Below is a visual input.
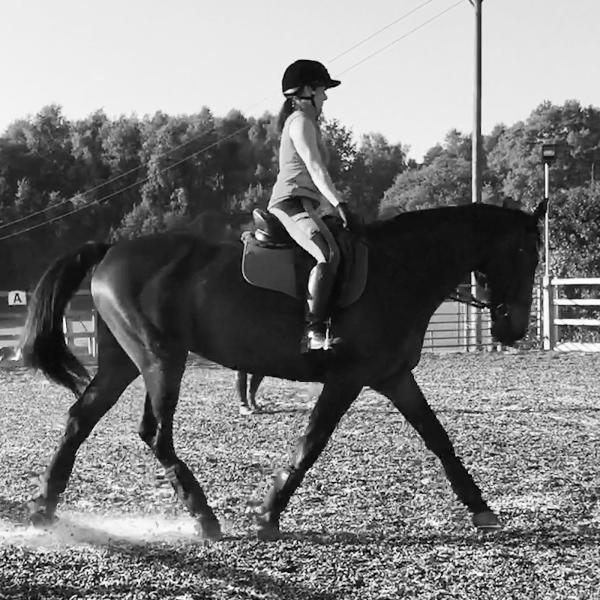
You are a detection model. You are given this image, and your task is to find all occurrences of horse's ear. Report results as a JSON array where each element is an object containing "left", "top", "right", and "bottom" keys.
[{"left": 533, "top": 199, "right": 548, "bottom": 221}]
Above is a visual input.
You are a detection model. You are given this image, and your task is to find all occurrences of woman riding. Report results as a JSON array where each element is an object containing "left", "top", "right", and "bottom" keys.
[{"left": 268, "top": 59, "right": 352, "bottom": 353}]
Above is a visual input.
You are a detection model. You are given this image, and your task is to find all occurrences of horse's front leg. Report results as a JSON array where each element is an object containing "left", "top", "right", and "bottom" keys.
[
  {"left": 373, "top": 371, "right": 501, "bottom": 531},
  {"left": 256, "top": 380, "right": 362, "bottom": 540}
]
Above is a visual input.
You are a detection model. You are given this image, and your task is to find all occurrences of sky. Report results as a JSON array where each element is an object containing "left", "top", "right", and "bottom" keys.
[{"left": 1, "top": 0, "right": 598, "bottom": 161}]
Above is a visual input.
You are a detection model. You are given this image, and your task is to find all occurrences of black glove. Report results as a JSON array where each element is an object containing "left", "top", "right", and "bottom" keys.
[{"left": 336, "top": 202, "right": 352, "bottom": 230}]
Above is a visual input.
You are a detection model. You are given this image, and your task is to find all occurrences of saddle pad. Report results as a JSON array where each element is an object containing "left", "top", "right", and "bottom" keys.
[{"left": 242, "top": 238, "right": 368, "bottom": 308}]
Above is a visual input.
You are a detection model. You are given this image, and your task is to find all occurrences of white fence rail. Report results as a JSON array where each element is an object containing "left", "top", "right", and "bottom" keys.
[{"left": 542, "top": 277, "right": 600, "bottom": 352}]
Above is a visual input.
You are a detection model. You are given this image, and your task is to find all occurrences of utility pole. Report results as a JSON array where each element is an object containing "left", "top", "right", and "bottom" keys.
[
  {"left": 470, "top": 0, "right": 483, "bottom": 204},
  {"left": 468, "top": 0, "right": 483, "bottom": 349}
]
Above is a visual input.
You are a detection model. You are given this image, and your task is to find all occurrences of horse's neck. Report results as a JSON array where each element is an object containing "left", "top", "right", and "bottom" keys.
[{"left": 374, "top": 210, "right": 490, "bottom": 301}]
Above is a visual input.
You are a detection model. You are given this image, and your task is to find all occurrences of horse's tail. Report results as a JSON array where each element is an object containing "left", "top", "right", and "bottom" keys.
[{"left": 21, "top": 242, "right": 112, "bottom": 397}]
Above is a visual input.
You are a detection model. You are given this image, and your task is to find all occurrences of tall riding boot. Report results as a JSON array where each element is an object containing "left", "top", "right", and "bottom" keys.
[{"left": 301, "top": 262, "right": 337, "bottom": 353}]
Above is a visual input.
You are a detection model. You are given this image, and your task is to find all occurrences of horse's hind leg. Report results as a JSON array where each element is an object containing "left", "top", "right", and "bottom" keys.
[
  {"left": 29, "top": 323, "right": 139, "bottom": 525},
  {"left": 256, "top": 380, "right": 362, "bottom": 540},
  {"left": 139, "top": 353, "right": 222, "bottom": 540},
  {"left": 373, "top": 371, "right": 500, "bottom": 531}
]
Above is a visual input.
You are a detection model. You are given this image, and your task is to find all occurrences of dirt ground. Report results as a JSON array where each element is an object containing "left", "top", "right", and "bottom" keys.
[{"left": 1, "top": 351, "right": 599, "bottom": 599}]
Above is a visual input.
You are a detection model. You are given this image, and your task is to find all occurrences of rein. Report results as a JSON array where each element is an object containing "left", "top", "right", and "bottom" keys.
[
  {"left": 450, "top": 288, "right": 513, "bottom": 322},
  {"left": 448, "top": 288, "right": 490, "bottom": 310}
]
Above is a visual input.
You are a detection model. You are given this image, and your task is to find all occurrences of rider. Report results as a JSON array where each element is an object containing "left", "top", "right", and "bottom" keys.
[{"left": 268, "top": 59, "right": 352, "bottom": 353}]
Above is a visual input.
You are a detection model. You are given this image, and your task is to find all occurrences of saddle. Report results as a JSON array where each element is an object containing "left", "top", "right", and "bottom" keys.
[{"left": 241, "top": 209, "right": 368, "bottom": 308}]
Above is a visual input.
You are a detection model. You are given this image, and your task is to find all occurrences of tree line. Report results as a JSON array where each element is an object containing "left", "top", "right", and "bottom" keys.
[{"left": 0, "top": 99, "right": 599, "bottom": 288}]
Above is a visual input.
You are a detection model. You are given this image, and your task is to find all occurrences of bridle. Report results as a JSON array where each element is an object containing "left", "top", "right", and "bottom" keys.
[
  {"left": 452, "top": 226, "right": 537, "bottom": 319},
  {"left": 449, "top": 286, "right": 510, "bottom": 319},
  {"left": 448, "top": 286, "right": 491, "bottom": 310}
]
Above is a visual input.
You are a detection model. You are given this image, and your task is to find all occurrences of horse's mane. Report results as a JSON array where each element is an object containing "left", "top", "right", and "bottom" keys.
[{"left": 367, "top": 203, "right": 533, "bottom": 238}]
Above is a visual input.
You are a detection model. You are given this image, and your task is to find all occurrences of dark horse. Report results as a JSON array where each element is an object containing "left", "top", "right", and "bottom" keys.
[{"left": 21, "top": 202, "right": 545, "bottom": 540}]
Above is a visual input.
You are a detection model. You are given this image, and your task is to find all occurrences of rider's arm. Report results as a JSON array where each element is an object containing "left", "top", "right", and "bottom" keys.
[{"left": 288, "top": 116, "right": 345, "bottom": 208}]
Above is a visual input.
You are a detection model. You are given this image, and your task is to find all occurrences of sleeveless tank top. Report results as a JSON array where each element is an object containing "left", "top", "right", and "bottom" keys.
[{"left": 268, "top": 110, "right": 326, "bottom": 209}]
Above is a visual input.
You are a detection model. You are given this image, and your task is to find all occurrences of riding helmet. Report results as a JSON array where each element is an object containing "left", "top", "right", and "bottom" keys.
[{"left": 282, "top": 60, "right": 341, "bottom": 96}]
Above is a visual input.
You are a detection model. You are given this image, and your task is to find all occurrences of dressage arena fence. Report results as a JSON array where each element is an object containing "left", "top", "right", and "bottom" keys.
[
  {"left": 542, "top": 277, "right": 600, "bottom": 352},
  {"left": 1, "top": 279, "right": 599, "bottom": 363},
  {"left": 0, "top": 290, "right": 96, "bottom": 363}
]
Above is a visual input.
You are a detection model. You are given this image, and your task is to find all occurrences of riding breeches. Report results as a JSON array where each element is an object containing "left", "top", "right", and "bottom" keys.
[{"left": 268, "top": 198, "right": 340, "bottom": 271}]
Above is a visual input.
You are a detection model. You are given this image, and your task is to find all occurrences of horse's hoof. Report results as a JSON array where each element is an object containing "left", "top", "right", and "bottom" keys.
[
  {"left": 28, "top": 508, "right": 57, "bottom": 529},
  {"left": 256, "top": 521, "right": 281, "bottom": 541},
  {"left": 196, "top": 518, "right": 223, "bottom": 541},
  {"left": 473, "top": 510, "right": 502, "bottom": 531}
]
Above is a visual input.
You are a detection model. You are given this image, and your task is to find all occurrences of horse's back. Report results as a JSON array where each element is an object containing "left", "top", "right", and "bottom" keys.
[{"left": 90, "top": 233, "right": 235, "bottom": 338}]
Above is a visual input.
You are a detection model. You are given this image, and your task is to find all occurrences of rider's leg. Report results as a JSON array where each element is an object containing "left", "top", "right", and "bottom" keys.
[
  {"left": 269, "top": 199, "right": 340, "bottom": 351},
  {"left": 301, "top": 201, "right": 342, "bottom": 351}
]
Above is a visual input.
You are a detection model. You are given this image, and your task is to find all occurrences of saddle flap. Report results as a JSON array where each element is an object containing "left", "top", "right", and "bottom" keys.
[
  {"left": 241, "top": 232, "right": 368, "bottom": 308},
  {"left": 242, "top": 236, "right": 298, "bottom": 298}
]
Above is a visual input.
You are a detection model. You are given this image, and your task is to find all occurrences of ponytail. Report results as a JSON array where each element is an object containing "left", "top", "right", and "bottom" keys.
[{"left": 277, "top": 97, "right": 296, "bottom": 132}]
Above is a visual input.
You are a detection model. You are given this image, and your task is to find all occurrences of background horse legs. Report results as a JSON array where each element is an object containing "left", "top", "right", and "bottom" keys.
[
  {"left": 373, "top": 371, "right": 501, "bottom": 530},
  {"left": 237, "top": 372, "right": 264, "bottom": 415},
  {"left": 138, "top": 351, "right": 222, "bottom": 540},
  {"left": 256, "top": 380, "right": 363, "bottom": 539},
  {"left": 28, "top": 330, "right": 139, "bottom": 525}
]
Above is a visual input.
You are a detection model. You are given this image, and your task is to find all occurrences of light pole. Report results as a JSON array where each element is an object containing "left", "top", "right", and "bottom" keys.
[
  {"left": 542, "top": 143, "right": 556, "bottom": 278},
  {"left": 541, "top": 142, "right": 557, "bottom": 350}
]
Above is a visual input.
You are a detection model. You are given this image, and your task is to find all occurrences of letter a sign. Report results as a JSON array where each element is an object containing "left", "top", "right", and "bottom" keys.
[{"left": 8, "top": 290, "right": 27, "bottom": 306}]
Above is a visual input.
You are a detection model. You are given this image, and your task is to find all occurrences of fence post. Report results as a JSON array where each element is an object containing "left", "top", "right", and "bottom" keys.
[
  {"left": 542, "top": 275, "right": 554, "bottom": 350},
  {"left": 551, "top": 281, "right": 559, "bottom": 348},
  {"left": 91, "top": 310, "right": 98, "bottom": 358}
]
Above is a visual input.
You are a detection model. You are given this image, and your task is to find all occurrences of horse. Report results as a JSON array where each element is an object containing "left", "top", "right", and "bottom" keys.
[{"left": 21, "top": 201, "right": 546, "bottom": 541}]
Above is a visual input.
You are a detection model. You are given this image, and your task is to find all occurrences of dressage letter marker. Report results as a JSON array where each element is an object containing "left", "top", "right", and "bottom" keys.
[{"left": 8, "top": 291, "right": 27, "bottom": 306}]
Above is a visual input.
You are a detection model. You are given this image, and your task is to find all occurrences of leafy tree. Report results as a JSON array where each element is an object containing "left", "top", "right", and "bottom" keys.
[
  {"left": 550, "top": 183, "right": 600, "bottom": 277},
  {"left": 378, "top": 130, "right": 474, "bottom": 218},
  {"left": 487, "top": 100, "right": 600, "bottom": 211},
  {"left": 351, "top": 133, "right": 406, "bottom": 220},
  {"left": 113, "top": 108, "right": 220, "bottom": 238},
  {"left": 248, "top": 112, "right": 279, "bottom": 188},
  {"left": 320, "top": 118, "right": 357, "bottom": 208}
]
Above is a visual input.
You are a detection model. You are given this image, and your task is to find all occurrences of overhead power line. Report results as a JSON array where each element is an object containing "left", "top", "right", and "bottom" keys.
[
  {"left": 338, "top": 1, "right": 463, "bottom": 76},
  {"left": 327, "top": 0, "right": 435, "bottom": 63}
]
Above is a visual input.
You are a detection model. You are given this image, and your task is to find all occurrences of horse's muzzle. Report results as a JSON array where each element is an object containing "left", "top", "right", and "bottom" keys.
[{"left": 491, "top": 303, "right": 530, "bottom": 346}]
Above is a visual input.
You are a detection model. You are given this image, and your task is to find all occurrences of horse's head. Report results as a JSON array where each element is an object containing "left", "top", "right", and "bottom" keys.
[{"left": 477, "top": 201, "right": 546, "bottom": 345}]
